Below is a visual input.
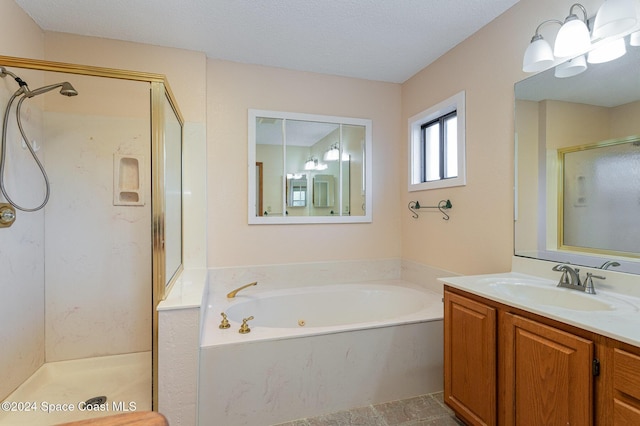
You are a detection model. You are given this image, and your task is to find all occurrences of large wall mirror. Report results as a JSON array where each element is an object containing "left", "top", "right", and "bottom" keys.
[
  {"left": 514, "top": 37, "right": 640, "bottom": 274},
  {"left": 248, "top": 109, "right": 372, "bottom": 224}
]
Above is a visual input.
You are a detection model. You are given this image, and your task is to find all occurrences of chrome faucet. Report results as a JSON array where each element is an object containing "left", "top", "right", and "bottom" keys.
[
  {"left": 600, "top": 260, "right": 621, "bottom": 270},
  {"left": 552, "top": 264, "right": 605, "bottom": 294},
  {"left": 552, "top": 264, "right": 582, "bottom": 288}
]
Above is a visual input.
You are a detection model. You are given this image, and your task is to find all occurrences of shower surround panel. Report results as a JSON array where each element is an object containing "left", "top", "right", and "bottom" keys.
[
  {"left": 0, "top": 82, "right": 46, "bottom": 400},
  {"left": 43, "top": 112, "right": 152, "bottom": 361}
]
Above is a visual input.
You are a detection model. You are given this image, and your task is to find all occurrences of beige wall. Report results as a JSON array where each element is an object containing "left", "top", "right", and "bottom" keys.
[
  {"left": 44, "top": 32, "right": 206, "bottom": 124},
  {"left": 400, "top": 0, "right": 602, "bottom": 275},
  {"left": 207, "top": 59, "right": 402, "bottom": 267},
  {"left": 0, "top": 0, "right": 43, "bottom": 59}
]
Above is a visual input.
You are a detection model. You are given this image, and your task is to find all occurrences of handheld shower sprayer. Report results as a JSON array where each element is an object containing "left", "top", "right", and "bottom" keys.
[
  {"left": 1, "top": 66, "right": 79, "bottom": 212},
  {"left": 1, "top": 66, "right": 78, "bottom": 98}
]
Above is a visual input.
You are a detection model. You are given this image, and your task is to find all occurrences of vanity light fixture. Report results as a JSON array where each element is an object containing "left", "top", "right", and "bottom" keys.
[
  {"left": 304, "top": 157, "right": 317, "bottom": 170},
  {"left": 303, "top": 157, "right": 328, "bottom": 171},
  {"left": 522, "top": 19, "right": 562, "bottom": 72},
  {"left": 592, "top": 0, "right": 637, "bottom": 40},
  {"left": 554, "top": 4, "right": 591, "bottom": 58},
  {"left": 587, "top": 36, "right": 627, "bottom": 63},
  {"left": 324, "top": 144, "right": 340, "bottom": 161},
  {"left": 554, "top": 54, "right": 588, "bottom": 77},
  {"left": 523, "top": 0, "right": 639, "bottom": 76}
]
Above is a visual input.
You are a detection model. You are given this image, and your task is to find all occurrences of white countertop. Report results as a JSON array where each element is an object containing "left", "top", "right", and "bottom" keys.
[{"left": 439, "top": 272, "right": 640, "bottom": 347}]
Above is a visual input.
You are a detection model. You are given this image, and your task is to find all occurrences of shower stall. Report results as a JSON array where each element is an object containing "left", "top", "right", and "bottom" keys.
[{"left": 0, "top": 56, "right": 183, "bottom": 425}]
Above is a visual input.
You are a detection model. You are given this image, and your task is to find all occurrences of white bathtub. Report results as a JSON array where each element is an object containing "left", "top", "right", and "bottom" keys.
[{"left": 198, "top": 279, "right": 444, "bottom": 425}]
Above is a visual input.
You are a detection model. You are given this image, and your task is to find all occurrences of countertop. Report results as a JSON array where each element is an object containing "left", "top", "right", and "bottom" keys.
[{"left": 439, "top": 272, "right": 640, "bottom": 347}]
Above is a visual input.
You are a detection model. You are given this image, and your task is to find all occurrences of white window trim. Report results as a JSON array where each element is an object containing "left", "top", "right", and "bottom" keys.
[{"left": 408, "top": 90, "right": 466, "bottom": 192}]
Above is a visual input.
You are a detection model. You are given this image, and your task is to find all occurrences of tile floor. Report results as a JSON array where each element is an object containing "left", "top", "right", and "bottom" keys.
[{"left": 274, "top": 392, "right": 463, "bottom": 426}]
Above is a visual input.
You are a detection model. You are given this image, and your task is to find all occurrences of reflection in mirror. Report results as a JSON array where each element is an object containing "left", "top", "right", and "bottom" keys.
[
  {"left": 287, "top": 175, "right": 307, "bottom": 207},
  {"left": 514, "top": 36, "right": 640, "bottom": 274},
  {"left": 560, "top": 138, "right": 640, "bottom": 255},
  {"left": 313, "top": 174, "right": 334, "bottom": 208},
  {"left": 248, "top": 110, "right": 372, "bottom": 224}
]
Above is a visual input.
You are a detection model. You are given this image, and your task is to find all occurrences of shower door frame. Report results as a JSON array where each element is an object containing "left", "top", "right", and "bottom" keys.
[{"left": 0, "top": 54, "right": 184, "bottom": 410}]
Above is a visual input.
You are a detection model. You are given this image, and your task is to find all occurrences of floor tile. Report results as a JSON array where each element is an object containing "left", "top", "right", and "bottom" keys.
[
  {"left": 373, "top": 395, "right": 445, "bottom": 424},
  {"left": 306, "top": 405, "right": 386, "bottom": 426},
  {"left": 272, "top": 392, "right": 460, "bottom": 426}
]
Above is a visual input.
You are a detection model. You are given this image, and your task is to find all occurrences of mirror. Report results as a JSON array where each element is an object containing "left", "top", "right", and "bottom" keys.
[
  {"left": 514, "top": 37, "right": 640, "bottom": 274},
  {"left": 248, "top": 110, "right": 372, "bottom": 224}
]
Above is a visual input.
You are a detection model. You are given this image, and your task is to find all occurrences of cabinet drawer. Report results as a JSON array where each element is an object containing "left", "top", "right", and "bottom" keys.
[
  {"left": 614, "top": 349, "right": 640, "bottom": 401},
  {"left": 614, "top": 399, "right": 640, "bottom": 425}
]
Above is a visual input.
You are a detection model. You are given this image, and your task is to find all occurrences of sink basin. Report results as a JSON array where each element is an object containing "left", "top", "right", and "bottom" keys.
[{"left": 489, "top": 281, "right": 616, "bottom": 311}]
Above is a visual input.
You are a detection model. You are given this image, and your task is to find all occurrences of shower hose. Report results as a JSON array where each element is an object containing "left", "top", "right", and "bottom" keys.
[{"left": 0, "top": 90, "right": 51, "bottom": 212}]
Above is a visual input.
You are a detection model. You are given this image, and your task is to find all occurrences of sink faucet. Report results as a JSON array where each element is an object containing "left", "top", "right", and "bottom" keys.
[
  {"left": 552, "top": 264, "right": 607, "bottom": 295},
  {"left": 552, "top": 264, "right": 582, "bottom": 288},
  {"left": 600, "top": 260, "right": 621, "bottom": 270}
]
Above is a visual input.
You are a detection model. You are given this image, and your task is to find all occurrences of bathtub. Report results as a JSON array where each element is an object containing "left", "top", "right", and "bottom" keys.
[{"left": 198, "top": 279, "right": 444, "bottom": 426}]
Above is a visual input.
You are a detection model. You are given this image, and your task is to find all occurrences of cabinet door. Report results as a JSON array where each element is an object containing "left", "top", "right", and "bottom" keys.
[
  {"left": 444, "top": 290, "right": 496, "bottom": 426},
  {"left": 502, "top": 313, "right": 593, "bottom": 426}
]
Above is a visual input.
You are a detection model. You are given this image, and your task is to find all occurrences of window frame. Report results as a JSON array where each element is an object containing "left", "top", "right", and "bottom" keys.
[{"left": 408, "top": 91, "right": 466, "bottom": 192}]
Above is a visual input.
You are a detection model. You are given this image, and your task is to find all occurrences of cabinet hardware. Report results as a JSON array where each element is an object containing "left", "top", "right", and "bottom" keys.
[{"left": 593, "top": 358, "right": 600, "bottom": 376}]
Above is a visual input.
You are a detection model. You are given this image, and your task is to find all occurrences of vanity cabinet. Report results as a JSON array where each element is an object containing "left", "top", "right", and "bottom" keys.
[
  {"left": 501, "top": 313, "right": 593, "bottom": 425},
  {"left": 444, "top": 288, "right": 597, "bottom": 425},
  {"left": 444, "top": 291, "right": 496, "bottom": 425}
]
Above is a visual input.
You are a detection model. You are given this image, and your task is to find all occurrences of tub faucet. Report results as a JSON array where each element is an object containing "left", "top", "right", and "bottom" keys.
[
  {"left": 552, "top": 264, "right": 582, "bottom": 289},
  {"left": 227, "top": 281, "right": 257, "bottom": 298}
]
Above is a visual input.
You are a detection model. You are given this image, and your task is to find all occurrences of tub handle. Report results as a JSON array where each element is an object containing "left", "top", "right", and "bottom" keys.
[
  {"left": 219, "top": 312, "right": 231, "bottom": 329},
  {"left": 239, "top": 316, "right": 254, "bottom": 334}
]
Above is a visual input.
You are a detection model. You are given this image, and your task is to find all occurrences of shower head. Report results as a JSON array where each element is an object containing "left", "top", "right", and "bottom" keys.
[
  {"left": 2, "top": 67, "right": 78, "bottom": 98},
  {"left": 24, "top": 81, "right": 78, "bottom": 98},
  {"left": 59, "top": 82, "right": 78, "bottom": 97}
]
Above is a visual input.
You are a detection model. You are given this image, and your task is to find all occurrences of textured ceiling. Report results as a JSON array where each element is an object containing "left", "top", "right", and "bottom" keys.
[{"left": 15, "top": 0, "right": 519, "bottom": 83}]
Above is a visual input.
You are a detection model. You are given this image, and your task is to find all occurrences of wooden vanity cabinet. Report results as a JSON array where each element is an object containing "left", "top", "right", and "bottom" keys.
[
  {"left": 500, "top": 312, "right": 594, "bottom": 425},
  {"left": 444, "top": 290, "right": 496, "bottom": 426},
  {"left": 444, "top": 287, "right": 597, "bottom": 425}
]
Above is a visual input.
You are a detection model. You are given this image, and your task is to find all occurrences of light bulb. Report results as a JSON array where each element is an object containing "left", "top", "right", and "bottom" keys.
[
  {"left": 554, "top": 16, "right": 592, "bottom": 58},
  {"left": 523, "top": 36, "right": 555, "bottom": 72}
]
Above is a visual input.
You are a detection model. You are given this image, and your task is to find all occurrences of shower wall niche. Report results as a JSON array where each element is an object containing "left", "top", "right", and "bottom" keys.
[{"left": 114, "top": 154, "right": 145, "bottom": 206}]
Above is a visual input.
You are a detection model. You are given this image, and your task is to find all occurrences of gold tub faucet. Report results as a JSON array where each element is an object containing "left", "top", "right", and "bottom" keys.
[{"left": 226, "top": 281, "right": 257, "bottom": 298}]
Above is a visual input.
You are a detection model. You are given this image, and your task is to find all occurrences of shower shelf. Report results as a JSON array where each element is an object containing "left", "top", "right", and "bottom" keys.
[{"left": 113, "top": 154, "right": 145, "bottom": 206}]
